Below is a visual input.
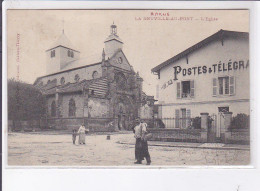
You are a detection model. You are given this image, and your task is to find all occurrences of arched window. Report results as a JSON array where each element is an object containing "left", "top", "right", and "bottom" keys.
[
  {"left": 47, "top": 80, "right": 51, "bottom": 84},
  {"left": 60, "top": 77, "right": 65, "bottom": 85},
  {"left": 71, "top": 51, "right": 74, "bottom": 58},
  {"left": 115, "top": 72, "right": 127, "bottom": 90},
  {"left": 74, "top": 74, "right": 80, "bottom": 82},
  {"left": 91, "top": 90, "right": 95, "bottom": 95},
  {"left": 51, "top": 101, "right": 56, "bottom": 117},
  {"left": 67, "top": 50, "right": 71, "bottom": 57},
  {"left": 92, "top": 71, "right": 98, "bottom": 79},
  {"left": 69, "top": 98, "right": 76, "bottom": 117}
]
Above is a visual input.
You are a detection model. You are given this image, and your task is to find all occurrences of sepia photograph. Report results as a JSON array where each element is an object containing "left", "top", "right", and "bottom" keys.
[{"left": 6, "top": 9, "right": 250, "bottom": 166}]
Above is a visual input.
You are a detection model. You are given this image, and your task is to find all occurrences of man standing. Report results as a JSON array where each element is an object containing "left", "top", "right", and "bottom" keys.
[
  {"left": 133, "top": 118, "right": 151, "bottom": 165},
  {"left": 140, "top": 120, "right": 151, "bottom": 165}
]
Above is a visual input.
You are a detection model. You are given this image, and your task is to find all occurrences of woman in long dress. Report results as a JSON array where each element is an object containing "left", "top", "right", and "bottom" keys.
[{"left": 78, "top": 124, "right": 87, "bottom": 144}]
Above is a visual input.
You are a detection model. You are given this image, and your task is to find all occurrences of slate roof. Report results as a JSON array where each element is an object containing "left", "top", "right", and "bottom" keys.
[
  {"left": 104, "top": 34, "right": 123, "bottom": 44},
  {"left": 46, "top": 32, "right": 78, "bottom": 52},
  {"left": 41, "top": 77, "right": 109, "bottom": 97},
  {"left": 151, "top": 29, "right": 249, "bottom": 73}
]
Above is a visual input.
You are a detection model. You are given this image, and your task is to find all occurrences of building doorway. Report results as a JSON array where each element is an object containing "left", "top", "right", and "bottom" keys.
[
  {"left": 217, "top": 107, "right": 229, "bottom": 139},
  {"left": 207, "top": 114, "right": 217, "bottom": 143}
]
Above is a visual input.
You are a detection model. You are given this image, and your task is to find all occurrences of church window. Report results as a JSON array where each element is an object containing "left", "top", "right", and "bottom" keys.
[
  {"left": 67, "top": 50, "right": 74, "bottom": 58},
  {"left": 74, "top": 74, "right": 80, "bottom": 82},
  {"left": 92, "top": 71, "right": 98, "bottom": 79},
  {"left": 51, "top": 101, "right": 56, "bottom": 117},
  {"left": 60, "top": 77, "right": 65, "bottom": 85},
  {"left": 115, "top": 72, "right": 127, "bottom": 90},
  {"left": 47, "top": 80, "right": 51, "bottom": 84},
  {"left": 51, "top": 50, "right": 55, "bottom": 58},
  {"left": 69, "top": 98, "right": 76, "bottom": 117}
]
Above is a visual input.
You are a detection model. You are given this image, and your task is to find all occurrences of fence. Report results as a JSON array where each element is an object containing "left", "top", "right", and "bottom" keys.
[{"left": 141, "top": 117, "right": 195, "bottom": 129}]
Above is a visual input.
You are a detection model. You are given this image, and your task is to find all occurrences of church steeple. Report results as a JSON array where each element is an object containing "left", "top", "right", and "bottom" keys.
[
  {"left": 104, "top": 22, "right": 123, "bottom": 58},
  {"left": 46, "top": 26, "right": 80, "bottom": 74},
  {"left": 110, "top": 22, "right": 117, "bottom": 35}
]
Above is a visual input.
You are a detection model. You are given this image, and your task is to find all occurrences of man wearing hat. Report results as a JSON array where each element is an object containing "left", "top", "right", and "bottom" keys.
[{"left": 133, "top": 118, "right": 151, "bottom": 165}]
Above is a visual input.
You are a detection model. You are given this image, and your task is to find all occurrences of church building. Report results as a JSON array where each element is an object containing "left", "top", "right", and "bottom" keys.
[{"left": 34, "top": 23, "right": 155, "bottom": 131}]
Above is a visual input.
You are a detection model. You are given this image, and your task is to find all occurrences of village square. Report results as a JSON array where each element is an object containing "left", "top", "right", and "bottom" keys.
[{"left": 7, "top": 10, "right": 250, "bottom": 166}]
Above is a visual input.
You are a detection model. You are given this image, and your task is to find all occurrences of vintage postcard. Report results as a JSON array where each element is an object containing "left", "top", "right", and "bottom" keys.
[{"left": 6, "top": 9, "right": 250, "bottom": 166}]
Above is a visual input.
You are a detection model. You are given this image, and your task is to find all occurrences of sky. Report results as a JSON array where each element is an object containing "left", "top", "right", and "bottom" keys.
[{"left": 7, "top": 10, "right": 249, "bottom": 96}]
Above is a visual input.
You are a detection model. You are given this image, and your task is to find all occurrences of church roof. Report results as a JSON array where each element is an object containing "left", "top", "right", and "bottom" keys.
[
  {"left": 47, "top": 32, "right": 78, "bottom": 51},
  {"left": 61, "top": 55, "right": 103, "bottom": 71},
  {"left": 104, "top": 34, "right": 123, "bottom": 44},
  {"left": 42, "top": 77, "right": 108, "bottom": 97}
]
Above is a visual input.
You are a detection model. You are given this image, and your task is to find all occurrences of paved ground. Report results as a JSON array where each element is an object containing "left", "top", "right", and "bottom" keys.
[{"left": 8, "top": 132, "right": 250, "bottom": 166}]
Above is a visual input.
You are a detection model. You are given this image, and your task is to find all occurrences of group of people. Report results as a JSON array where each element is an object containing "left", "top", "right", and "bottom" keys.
[
  {"left": 72, "top": 124, "right": 89, "bottom": 145},
  {"left": 133, "top": 118, "right": 151, "bottom": 165}
]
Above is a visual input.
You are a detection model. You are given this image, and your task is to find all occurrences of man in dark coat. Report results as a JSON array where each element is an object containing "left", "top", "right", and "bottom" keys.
[{"left": 133, "top": 118, "right": 151, "bottom": 165}]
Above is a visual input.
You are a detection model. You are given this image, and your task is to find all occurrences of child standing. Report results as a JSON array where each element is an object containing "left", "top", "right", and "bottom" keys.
[{"left": 72, "top": 129, "right": 77, "bottom": 144}]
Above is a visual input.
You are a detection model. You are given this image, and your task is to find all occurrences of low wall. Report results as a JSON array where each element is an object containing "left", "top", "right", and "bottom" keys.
[
  {"left": 8, "top": 120, "right": 47, "bottom": 132},
  {"left": 225, "top": 129, "right": 250, "bottom": 145},
  {"left": 47, "top": 117, "right": 117, "bottom": 132},
  {"left": 149, "top": 128, "right": 203, "bottom": 143}
]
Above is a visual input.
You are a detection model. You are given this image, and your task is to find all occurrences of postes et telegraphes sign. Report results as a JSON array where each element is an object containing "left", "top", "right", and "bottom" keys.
[{"left": 161, "top": 59, "right": 249, "bottom": 90}]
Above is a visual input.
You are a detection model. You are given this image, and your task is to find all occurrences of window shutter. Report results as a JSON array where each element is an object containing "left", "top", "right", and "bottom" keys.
[
  {"left": 177, "top": 82, "right": 181, "bottom": 98},
  {"left": 190, "top": 80, "right": 195, "bottom": 97},
  {"left": 186, "top": 109, "right": 191, "bottom": 127},
  {"left": 213, "top": 78, "right": 217, "bottom": 97},
  {"left": 229, "top": 76, "right": 235, "bottom": 95},
  {"left": 175, "top": 109, "right": 180, "bottom": 128}
]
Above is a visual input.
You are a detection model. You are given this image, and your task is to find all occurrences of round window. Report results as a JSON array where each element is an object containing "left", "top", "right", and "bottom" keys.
[{"left": 92, "top": 71, "right": 98, "bottom": 79}]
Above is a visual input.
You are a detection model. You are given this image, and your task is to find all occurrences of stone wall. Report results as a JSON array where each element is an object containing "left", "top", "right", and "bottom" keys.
[
  {"left": 8, "top": 120, "right": 48, "bottom": 132},
  {"left": 149, "top": 128, "right": 202, "bottom": 143},
  {"left": 88, "top": 97, "right": 109, "bottom": 118},
  {"left": 225, "top": 129, "right": 250, "bottom": 144}
]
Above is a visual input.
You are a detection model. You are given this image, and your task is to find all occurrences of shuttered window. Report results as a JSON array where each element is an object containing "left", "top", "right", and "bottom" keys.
[
  {"left": 190, "top": 80, "right": 195, "bottom": 97},
  {"left": 175, "top": 109, "right": 180, "bottom": 128},
  {"left": 215, "top": 76, "right": 235, "bottom": 96},
  {"left": 186, "top": 109, "right": 191, "bottom": 127},
  {"left": 177, "top": 82, "right": 181, "bottom": 98},
  {"left": 213, "top": 78, "right": 217, "bottom": 97},
  {"left": 229, "top": 76, "right": 235, "bottom": 95}
]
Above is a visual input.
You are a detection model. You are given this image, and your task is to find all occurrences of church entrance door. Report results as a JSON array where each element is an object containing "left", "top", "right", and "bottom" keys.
[{"left": 118, "top": 114, "right": 126, "bottom": 130}]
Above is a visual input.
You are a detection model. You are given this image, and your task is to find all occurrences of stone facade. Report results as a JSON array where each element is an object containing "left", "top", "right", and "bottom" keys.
[{"left": 34, "top": 24, "right": 155, "bottom": 131}]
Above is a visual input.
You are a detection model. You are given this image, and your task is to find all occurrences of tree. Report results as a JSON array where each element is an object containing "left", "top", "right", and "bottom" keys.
[{"left": 8, "top": 79, "right": 47, "bottom": 130}]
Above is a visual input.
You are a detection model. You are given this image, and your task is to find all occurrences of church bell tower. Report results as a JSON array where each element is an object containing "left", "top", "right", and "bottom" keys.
[{"left": 104, "top": 23, "right": 123, "bottom": 58}]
